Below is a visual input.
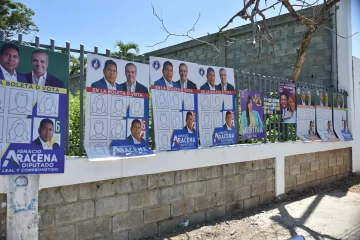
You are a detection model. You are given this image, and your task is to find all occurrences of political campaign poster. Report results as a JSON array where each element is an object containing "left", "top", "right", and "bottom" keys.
[
  {"left": 197, "top": 65, "right": 237, "bottom": 147},
  {"left": 333, "top": 93, "right": 352, "bottom": 141},
  {"left": 0, "top": 41, "right": 68, "bottom": 175},
  {"left": 315, "top": 90, "right": 338, "bottom": 141},
  {"left": 240, "top": 90, "right": 264, "bottom": 140},
  {"left": 85, "top": 54, "right": 154, "bottom": 159},
  {"left": 279, "top": 82, "right": 296, "bottom": 124},
  {"left": 263, "top": 97, "right": 280, "bottom": 114},
  {"left": 150, "top": 57, "right": 198, "bottom": 152},
  {"left": 296, "top": 87, "right": 321, "bottom": 142}
]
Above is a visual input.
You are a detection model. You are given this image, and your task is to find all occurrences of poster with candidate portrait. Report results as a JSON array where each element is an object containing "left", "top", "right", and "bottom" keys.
[
  {"left": 333, "top": 93, "right": 352, "bottom": 141},
  {"left": 196, "top": 65, "right": 237, "bottom": 147},
  {"left": 0, "top": 41, "right": 67, "bottom": 175},
  {"left": 315, "top": 90, "right": 338, "bottom": 142},
  {"left": 240, "top": 90, "right": 264, "bottom": 140},
  {"left": 85, "top": 54, "right": 154, "bottom": 159},
  {"left": 279, "top": 82, "right": 296, "bottom": 124},
  {"left": 296, "top": 87, "right": 321, "bottom": 142},
  {"left": 150, "top": 56, "right": 198, "bottom": 152}
]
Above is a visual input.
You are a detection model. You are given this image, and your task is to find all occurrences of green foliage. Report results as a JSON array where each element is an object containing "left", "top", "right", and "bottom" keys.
[
  {"left": 70, "top": 55, "right": 87, "bottom": 75},
  {"left": 68, "top": 91, "right": 86, "bottom": 156},
  {"left": 111, "top": 40, "right": 140, "bottom": 58},
  {"left": 0, "top": 0, "right": 39, "bottom": 37}
]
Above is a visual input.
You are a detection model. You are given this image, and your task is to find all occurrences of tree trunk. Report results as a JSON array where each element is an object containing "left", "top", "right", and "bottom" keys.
[{"left": 292, "top": 29, "right": 315, "bottom": 82}]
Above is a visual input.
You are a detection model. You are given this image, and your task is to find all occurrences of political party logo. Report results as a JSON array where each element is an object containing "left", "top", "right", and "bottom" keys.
[
  {"left": 2, "top": 150, "right": 20, "bottom": 167},
  {"left": 172, "top": 135, "right": 181, "bottom": 147},
  {"left": 153, "top": 60, "right": 161, "bottom": 70},
  {"left": 199, "top": 67, "right": 205, "bottom": 76},
  {"left": 254, "top": 94, "right": 262, "bottom": 106},
  {"left": 2, "top": 149, "right": 58, "bottom": 168},
  {"left": 91, "top": 58, "right": 101, "bottom": 70}
]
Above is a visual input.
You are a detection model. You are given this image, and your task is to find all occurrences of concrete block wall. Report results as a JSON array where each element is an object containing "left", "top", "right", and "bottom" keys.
[
  {"left": 0, "top": 194, "right": 6, "bottom": 240},
  {"left": 38, "top": 158, "right": 275, "bottom": 240},
  {"left": 284, "top": 148, "right": 352, "bottom": 193}
]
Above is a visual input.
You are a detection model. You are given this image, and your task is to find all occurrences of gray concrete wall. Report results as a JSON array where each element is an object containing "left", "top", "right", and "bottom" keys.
[
  {"left": 145, "top": 7, "right": 333, "bottom": 87},
  {"left": 38, "top": 159, "right": 275, "bottom": 240}
]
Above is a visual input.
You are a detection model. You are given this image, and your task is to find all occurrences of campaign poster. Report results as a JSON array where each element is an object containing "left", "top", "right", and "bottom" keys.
[
  {"left": 197, "top": 64, "right": 237, "bottom": 147},
  {"left": 296, "top": 87, "right": 321, "bottom": 142},
  {"left": 0, "top": 41, "right": 68, "bottom": 175},
  {"left": 263, "top": 97, "right": 280, "bottom": 114},
  {"left": 150, "top": 57, "right": 198, "bottom": 152},
  {"left": 333, "top": 93, "right": 352, "bottom": 141},
  {"left": 85, "top": 54, "right": 154, "bottom": 159},
  {"left": 240, "top": 91, "right": 264, "bottom": 140},
  {"left": 315, "top": 90, "right": 338, "bottom": 141},
  {"left": 279, "top": 82, "right": 296, "bottom": 124}
]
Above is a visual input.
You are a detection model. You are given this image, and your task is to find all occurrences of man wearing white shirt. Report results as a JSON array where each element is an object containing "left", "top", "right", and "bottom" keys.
[
  {"left": 217, "top": 68, "right": 235, "bottom": 91},
  {"left": 336, "top": 94, "right": 341, "bottom": 108},
  {"left": 200, "top": 67, "right": 219, "bottom": 90},
  {"left": 223, "top": 111, "right": 234, "bottom": 130},
  {"left": 26, "top": 50, "right": 64, "bottom": 87},
  {"left": 319, "top": 92, "right": 324, "bottom": 106},
  {"left": 32, "top": 118, "right": 60, "bottom": 150},
  {"left": 154, "top": 61, "right": 177, "bottom": 87},
  {"left": 300, "top": 90, "right": 306, "bottom": 105},
  {"left": 91, "top": 60, "right": 121, "bottom": 90},
  {"left": 324, "top": 92, "right": 329, "bottom": 107},
  {"left": 126, "top": 119, "right": 146, "bottom": 144},
  {"left": 0, "top": 43, "right": 27, "bottom": 82},
  {"left": 119, "top": 63, "right": 148, "bottom": 93},
  {"left": 307, "top": 90, "right": 312, "bottom": 106},
  {"left": 175, "top": 63, "right": 197, "bottom": 89},
  {"left": 183, "top": 111, "right": 196, "bottom": 133}
]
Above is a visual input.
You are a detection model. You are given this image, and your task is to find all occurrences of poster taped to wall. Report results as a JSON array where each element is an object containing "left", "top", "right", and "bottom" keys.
[
  {"left": 333, "top": 93, "right": 352, "bottom": 141},
  {"left": 315, "top": 89, "right": 338, "bottom": 141},
  {"left": 150, "top": 57, "right": 199, "bottom": 152},
  {"left": 296, "top": 87, "right": 321, "bottom": 142},
  {"left": 85, "top": 54, "right": 154, "bottom": 159},
  {"left": 197, "top": 65, "right": 237, "bottom": 147},
  {"left": 0, "top": 41, "right": 67, "bottom": 175},
  {"left": 279, "top": 82, "right": 296, "bottom": 124},
  {"left": 240, "top": 90, "right": 264, "bottom": 140}
]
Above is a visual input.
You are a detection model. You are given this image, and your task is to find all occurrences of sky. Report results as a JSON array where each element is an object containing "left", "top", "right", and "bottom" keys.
[{"left": 17, "top": 0, "right": 360, "bottom": 57}]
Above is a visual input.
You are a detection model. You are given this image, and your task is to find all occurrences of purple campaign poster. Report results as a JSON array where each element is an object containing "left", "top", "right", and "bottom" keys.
[
  {"left": 240, "top": 90, "right": 264, "bottom": 140},
  {"left": 279, "top": 82, "right": 296, "bottom": 124}
]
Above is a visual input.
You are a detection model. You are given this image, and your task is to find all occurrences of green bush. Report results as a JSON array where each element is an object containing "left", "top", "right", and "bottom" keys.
[{"left": 68, "top": 91, "right": 85, "bottom": 156}]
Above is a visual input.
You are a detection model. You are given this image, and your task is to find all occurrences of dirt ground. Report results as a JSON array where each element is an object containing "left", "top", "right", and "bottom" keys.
[{"left": 151, "top": 174, "right": 360, "bottom": 240}]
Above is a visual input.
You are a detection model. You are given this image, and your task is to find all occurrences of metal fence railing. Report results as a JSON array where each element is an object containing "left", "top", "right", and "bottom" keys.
[{"left": 0, "top": 31, "right": 347, "bottom": 156}]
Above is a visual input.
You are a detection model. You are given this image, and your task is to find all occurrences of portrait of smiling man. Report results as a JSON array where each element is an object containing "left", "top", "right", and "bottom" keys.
[
  {"left": 32, "top": 118, "right": 60, "bottom": 150},
  {"left": 119, "top": 63, "right": 148, "bottom": 93},
  {"left": 0, "top": 43, "right": 27, "bottom": 82},
  {"left": 91, "top": 59, "right": 121, "bottom": 90},
  {"left": 26, "top": 50, "right": 65, "bottom": 87}
]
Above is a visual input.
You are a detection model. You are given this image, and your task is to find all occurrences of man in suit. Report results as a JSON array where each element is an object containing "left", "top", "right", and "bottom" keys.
[
  {"left": 154, "top": 61, "right": 177, "bottom": 87},
  {"left": 324, "top": 92, "right": 329, "bottom": 107},
  {"left": 307, "top": 90, "right": 312, "bottom": 106},
  {"left": 223, "top": 111, "right": 234, "bottom": 130},
  {"left": 200, "top": 67, "right": 219, "bottom": 90},
  {"left": 0, "top": 43, "right": 27, "bottom": 82},
  {"left": 26, "top": 50, "right": 65, "bottom": 87},
  {"left": 91, "top": 60, "right": 121, "bottom": 90},
  {"left": 319, "top": 92, "right": 324, "bottom": 106},
  {"left": 300, "top": 90, "right": 306, "bottom": 105},
  {"left": 119, "top": 63, "right": 148, "bottom": 93},
  {"left": 336, "top": 94, "right": 341, "bottom": 108},
  {"left": 327, "top": 120, "right": 333, "bottom": 133},
  {"left": 32, "top": 118, "right": 60, "bottom": 150},
  {"left": 183, "top": 111, "right": 196, "bottom": 134},
  {"left": 217, "top": 68, "right": 234, "bottom": 91},
  {"left": 126, "top": 119, "right": 146, "bottom": 144},
  {"left": 175, "top": 63, "right": 197, "bottom": 89}
]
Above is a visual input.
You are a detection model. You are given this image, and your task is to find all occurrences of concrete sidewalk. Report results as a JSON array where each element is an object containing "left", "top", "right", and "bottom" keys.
[{"left": 157, "top": 191, "right": 360, "bottom": 240}]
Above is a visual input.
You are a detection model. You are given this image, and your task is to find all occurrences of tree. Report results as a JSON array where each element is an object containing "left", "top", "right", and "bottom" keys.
[
  {"left": 150, "top": 0, "right": 347, "bottom": 82},
  {"left": 69, "top": 55, "right": 87, "bottom": 76},
  {"left": 112, "top": 40, "right": 140, "bottom": 58},
  {"left": 0, "top": 0, "right": 39, "bottom": 38}
]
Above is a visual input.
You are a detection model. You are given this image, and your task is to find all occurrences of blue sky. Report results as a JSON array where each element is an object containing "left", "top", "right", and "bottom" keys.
[{"left": 18, "top": 0, "right": 359, "bottom": 57}]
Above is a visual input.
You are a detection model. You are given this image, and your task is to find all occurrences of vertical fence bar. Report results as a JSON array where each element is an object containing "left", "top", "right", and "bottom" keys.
[
  {"left": 50, "top": 39, "right": 55, "bottom": 51},
  {"left": 141, "top": 55, "right": 146, "bottom": 63},
  {"left": 65, "top": 42, "right": 70, "bottom": 154},
  {"left": 79, "top": 44, "right": 85, "bottom": 154},
  {"left": 0, "top": 30, "right": 4, "bottom": 41},
  {"left": 253, "top": 73, "right": 256, "bottom": 91},
  {"left": 263, "top": 75, "right": 267, "bottom": 143},
  {"left": 18, "top": 33, "right": 23, "bottom": 45},
  {"left": 119, "top": 51, "right": 123, "bottom": 60},
  {"left": 235, "top": 70, "right": 240, "bottom": 143},
  {"left": 272, "top": 77, "right": 276, "bottom": 142},
  {"left": 130, "top": 54, "right": 135, "bottom": 62},
  {"left": 247, "top": 72, "right": 251, "bottom": 91},
  {"left": 35, "top": 36, "right": 40, "bottom": 48},
  {"left": 106, "top": 49, "right": 110, "bottom": 57},
  {"left": 94, "top": 46, "right": 98, "bottom": 55}
]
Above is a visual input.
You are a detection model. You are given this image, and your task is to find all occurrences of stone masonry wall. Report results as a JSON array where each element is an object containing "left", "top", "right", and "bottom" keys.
[
  {"left": 285, "top": 148, "right": 352, "bottom": 193},
  {"left": 38, "top": 159, "right": 275, "bottom": 240}
]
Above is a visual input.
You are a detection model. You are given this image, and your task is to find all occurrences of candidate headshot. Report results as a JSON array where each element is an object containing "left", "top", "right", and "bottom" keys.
[
  {"left": 343, "top": 121, "right": 348, "bottom": 132},
  {"left": 127, "top": 119, "right": 145, "bottom": 144},
  {"left": 91, "top": 60, "right": 121, "bottom": 90},
  {"left": 26, "top": 50, "right": 65, "bottom": 88},
  {"left": 0, "top": 43, "right": 26, "bottom": 82},
  {"left": 154, "top": 61, "right": 177, "bottom": 87},
  {"left": 175, "top": 63, "right": 197, "bottom": 89},
  {"left": 200, "top": 67, "right": 219, "bottom": 90},
  {"left": 300, "top": 90, "right": 306, "bottom": 105},
  {"left": 32, "top": 118, "right": 60, "bottom": 150},
  {"left": 307, "top": 90, "right": 312, "bottom": 106},
  {"left": 224, "top": 111, "right": 234, "bottom": 130},
  {"left": 336, "top": 94, "right": 341, "bottom": 108},
  {"left": 218, "top": 68, "right": 234, "bottom": 91},
  {"left": 341, "top": 95, "right": 345, "bottom": 108},
  {"left": 319, "top": 92, "right": 324, "bottom": 106},
  {"left": 327, "top": 120, "right": 333, "bottom": 133},
  {"left": 325, "top": 92, "right": 329, "bottom": 107},
  {"left": 183, "top": 111, "right": 196, "bottom": 133},
  {"left": 119, "top": 63, "right": 148, "bottom": 93},
  {"left": 308, "top": 120, "right": 315, "bottom": 135}
]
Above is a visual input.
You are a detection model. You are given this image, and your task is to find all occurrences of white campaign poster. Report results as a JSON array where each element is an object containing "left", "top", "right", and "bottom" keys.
[
  {"left": 196, "top": 65, "right": 237, "bottom": 148},
  {"left": 85, "top": 54, "right": 153, "bottom": 160},
  {"left": 333, "top": 93, "right": 352, "bottom": 141},
  {"left": 149, "top": 56, "right": 199, "bottom": 152}
]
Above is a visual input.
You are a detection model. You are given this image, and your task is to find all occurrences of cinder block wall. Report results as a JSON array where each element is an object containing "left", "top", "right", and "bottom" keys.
[
  {"left": 285, "top": 148, "right": 352, "bottom": 193},
  {"left": 38, "top": 159, "right": 275, "bottom": 240},
  {"left": 0, "top": 194, "right": 6, "bottom": 240}
]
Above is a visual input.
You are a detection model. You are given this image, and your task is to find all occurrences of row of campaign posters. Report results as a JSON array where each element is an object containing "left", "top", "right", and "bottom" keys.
[
  {"left": 241, "top": 82, "right": 353, "bottom": 142},
  {"left": 0, "top": 41, "right": 68, "bottom": 175}
]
